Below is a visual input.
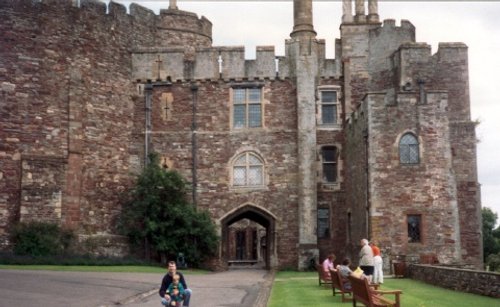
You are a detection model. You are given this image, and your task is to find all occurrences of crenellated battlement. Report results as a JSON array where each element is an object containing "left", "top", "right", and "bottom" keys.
[
  {"left": 0, "top": 0, "right": 211, "bottom": 48},
  {"left": 132, "top": 44, "right": 339, "bottom": 82},
  {"left": 393, "top": 41, "right": 469, "bottom": 94},
  {"left": 0, "top": 0, "right": 341, "bottom": 83},
  {"left": 0, "top": 0, "right": 482, "bottom": 271}
]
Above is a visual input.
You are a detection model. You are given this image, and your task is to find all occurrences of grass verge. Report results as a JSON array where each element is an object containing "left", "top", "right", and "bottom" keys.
[{"left": 268, "top": 271, "right": 499, "bottom": 307}]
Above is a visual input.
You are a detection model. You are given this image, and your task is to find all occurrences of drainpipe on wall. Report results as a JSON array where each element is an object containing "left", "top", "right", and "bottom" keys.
[
  {"left": 191, "top": 83, "right": 199, "bottom": 206},
  {"left": 363, "top": 127, "right": 371, "bottom": 239},
  {"left": 144, "top": 82, "right": 153, "bottom": 166}
]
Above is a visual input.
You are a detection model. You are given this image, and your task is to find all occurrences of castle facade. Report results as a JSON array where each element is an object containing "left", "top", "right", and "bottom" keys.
[{"left": 0, "top": 0, "right": 482, "bottom": 270}]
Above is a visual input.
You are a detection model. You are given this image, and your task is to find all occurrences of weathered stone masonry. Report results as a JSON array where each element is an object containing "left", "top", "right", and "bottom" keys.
[{"left": 0, "top": 0, "right": 482, "bottom": 269}]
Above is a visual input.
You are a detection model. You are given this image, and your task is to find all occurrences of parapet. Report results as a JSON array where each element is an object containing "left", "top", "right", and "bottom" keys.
[
  {"left": 132, "top": 41, "right": 339, "bottom": 82},
  {"left": 1, "top": 0, "right": 211, "bottom": 48},
  {"left": 156, "top": 8, "right": 212, "bottom": 47}
]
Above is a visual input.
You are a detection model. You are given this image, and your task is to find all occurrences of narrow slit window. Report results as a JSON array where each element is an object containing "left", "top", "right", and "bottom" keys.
[
  {"left": 407, "top": 215, "right": 422, "bottom": 243},
  {"left": 318, "top": 208, "right": 330, "bottom": 239},
  {"left": 322, "top": 146, "right": 338, "bottom": 183}
]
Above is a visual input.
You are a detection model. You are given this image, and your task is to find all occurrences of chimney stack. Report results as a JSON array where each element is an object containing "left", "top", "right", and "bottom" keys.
[{"left": 290, "top": 0, "right": 316, "bottom": 38}]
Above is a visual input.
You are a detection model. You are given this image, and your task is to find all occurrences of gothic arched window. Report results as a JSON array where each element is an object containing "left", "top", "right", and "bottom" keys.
[
  {"left": 232, "top": 152, "right": 264, "bottom": 187},
  {"left": 399, "top": 133, "right": 420, "bottom": 164}
]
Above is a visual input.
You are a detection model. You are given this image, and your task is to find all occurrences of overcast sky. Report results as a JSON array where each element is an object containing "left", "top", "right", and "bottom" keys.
[{"left": 108, "top": 1, "right": 500, "bottom": 219}]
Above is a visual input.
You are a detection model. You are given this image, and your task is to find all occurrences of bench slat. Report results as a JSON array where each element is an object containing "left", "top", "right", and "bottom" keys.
[
  {"left": 330, "top": 268, "right": 352, "bottom": 302},
  {"left": 348, "top": 275, "right": 402, "bottom": 307}
]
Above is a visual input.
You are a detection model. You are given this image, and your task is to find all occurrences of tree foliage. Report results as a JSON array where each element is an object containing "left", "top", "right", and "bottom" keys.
[
  {"left": 482, "top": 207, "right": 500, "bottom": 271},
  {"left": 119, "top": 153, "right": 219, "bottom": 267},
  {"left": 12, "top": 221, "right": 74, "bottom": 257}
]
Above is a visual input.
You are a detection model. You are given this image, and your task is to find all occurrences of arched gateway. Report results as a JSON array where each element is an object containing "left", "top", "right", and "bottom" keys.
[{"left": 219, "top": 204, "right": 277, "bottom": 270}]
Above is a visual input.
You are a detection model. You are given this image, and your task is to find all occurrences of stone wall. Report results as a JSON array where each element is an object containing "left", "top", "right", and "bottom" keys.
[
  {"left": 132, "top": 43, "right": 339, "bottom": 83},
  {"left": 393, "top": 41, "right": 481, "bottom": 267},
  {"left": 0, "top": 0, "right": 483, "bottom": 269},
  {"left": 146, "top": 79, "right": 302, "bottom": 269},
  {"left": 156, "top": 8, "right": 212, "bottom": 49},
  {"left": 409, "top": 264, "right": 500, "bottom": 298},
  {"left": 0, "top": 0, "right": 157, "bottom": 249},
  {"left": 343, "top": 97, "right": 370, "bottom": 263},
  {"left": 367, "top": 90, "right": 461, "bottom": 264}
]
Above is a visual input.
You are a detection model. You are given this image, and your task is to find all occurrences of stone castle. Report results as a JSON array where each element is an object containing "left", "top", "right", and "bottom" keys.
[{"left": 0, "top": 0, "right": 482, "bottom": 270}]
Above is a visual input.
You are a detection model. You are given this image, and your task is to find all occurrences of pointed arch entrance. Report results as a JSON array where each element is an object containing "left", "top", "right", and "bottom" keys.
[{"left": 220, "top": 204, "right": 276, "bottom": 270}]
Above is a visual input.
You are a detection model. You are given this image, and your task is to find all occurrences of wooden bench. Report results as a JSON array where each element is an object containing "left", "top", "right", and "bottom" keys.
[
  {"left": 316, "top": 264, "right": 332, "bottom": 286},
  {"left": 348, "top": 275, "right": 402, "bottom": 307},
  {"left": 330, "top": 268, "right": 352, "bottom": 302}
]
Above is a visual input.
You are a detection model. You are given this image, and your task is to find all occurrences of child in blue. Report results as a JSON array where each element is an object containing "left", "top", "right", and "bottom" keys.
[{"left": 166, "top": 274, "right": 184, "bottom": 306}]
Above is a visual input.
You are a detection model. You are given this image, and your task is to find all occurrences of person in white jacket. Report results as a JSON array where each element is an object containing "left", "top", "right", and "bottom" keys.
[{"left": 359, "top": 238, "right": 374, "bottom": 282}]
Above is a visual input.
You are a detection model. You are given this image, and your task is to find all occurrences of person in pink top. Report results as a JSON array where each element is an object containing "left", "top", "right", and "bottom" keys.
[
  {"left": 370, "top": 241, "right": 383, "bottom": 284},
  {"left": 322, "top": 253, "right": 336, "bottom": 278}
]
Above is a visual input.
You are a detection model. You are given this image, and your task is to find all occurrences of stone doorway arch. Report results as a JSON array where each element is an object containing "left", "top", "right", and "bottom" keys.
[{"left": 220, "top": 204, "right": 277, "bottom": 270}]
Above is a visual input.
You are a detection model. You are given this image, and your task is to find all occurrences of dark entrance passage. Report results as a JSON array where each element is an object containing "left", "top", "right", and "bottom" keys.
[{"left": 220, "top": 205, "right": 276, "bottom": 269}]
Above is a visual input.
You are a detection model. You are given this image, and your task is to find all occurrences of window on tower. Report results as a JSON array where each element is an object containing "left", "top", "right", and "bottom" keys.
[
  {"left": 399, "top": 133, "right": 420, "bottom": 164},
  {"left": 407, "top": 214, "right": 422, "bottom": 243}
]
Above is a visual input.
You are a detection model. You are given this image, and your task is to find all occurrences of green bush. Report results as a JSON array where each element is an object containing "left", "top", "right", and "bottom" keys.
[
  {"left": 119, "top": 153, "right": 219, "bottom": 267},
  {"left": 12, "top": 221, "right": 75, "bottom": 257},
  {"left": 486, "top": 252, "right": 500, "bottom": 272}
]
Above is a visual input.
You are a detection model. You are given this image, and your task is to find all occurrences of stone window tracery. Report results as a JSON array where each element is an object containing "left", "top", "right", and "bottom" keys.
[
  {"left": 399, "top": 133, "right": 419, "bottom": 164},
  {"left": 232, "top": 152, "right": 264, "bottom": 187}
]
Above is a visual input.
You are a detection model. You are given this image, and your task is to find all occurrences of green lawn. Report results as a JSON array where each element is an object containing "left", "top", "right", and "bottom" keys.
[{"left": 268, "top": 271, "right": 499, "bottom": 307}]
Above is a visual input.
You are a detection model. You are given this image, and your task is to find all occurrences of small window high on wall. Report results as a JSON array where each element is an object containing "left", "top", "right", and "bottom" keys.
[
  {"left": 399, "top": 133, "right": 420, "bottom": 164},
  {"left": 232, "top": 87, "right": 262, "bottom": 129},
  {"left": 320, "top": 90, "right": 338, "bottom": 125}
]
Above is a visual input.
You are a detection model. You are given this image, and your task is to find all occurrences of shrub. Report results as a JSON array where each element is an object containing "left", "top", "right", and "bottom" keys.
[
  {"left": 12, "top": 221, "right": 75, "bottom": 257},
  {"left": 119, "top": 153, "right": 219, "bottom": 267},
  {"left": 486, "top": 252, "right": 500, "bottom": 272}
]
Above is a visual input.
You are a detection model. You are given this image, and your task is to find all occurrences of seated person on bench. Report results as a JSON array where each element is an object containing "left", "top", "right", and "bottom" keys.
[
  {"left": 322, "top": 253, "right": 336, "bottom": 278},
  {"left": 337, "top": 258, "right": 354, "bottom": 290}
]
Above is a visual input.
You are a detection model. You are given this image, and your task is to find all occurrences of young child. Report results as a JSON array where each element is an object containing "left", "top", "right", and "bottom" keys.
[{"left": 166, "top": 274, "right": 185, "bottom": 306}]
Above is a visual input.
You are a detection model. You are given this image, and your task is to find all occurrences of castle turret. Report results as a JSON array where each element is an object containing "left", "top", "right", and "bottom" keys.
[{"left": 155, "top": 6, "right": 212, "bottom": 49}]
